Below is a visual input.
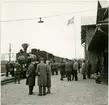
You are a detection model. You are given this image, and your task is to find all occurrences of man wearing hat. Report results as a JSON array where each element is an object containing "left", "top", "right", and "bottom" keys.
[
  {"left": 26, "top": 56, "right": 36, "bottom": 95},
  {"left": 73, "top": 60, "right": 78, "bottom": 81},
  {"left": 36, "top": 58, "right": 48, "bottom": 96},
  {"left": 65, "top": 59, "right": 72, "bottom": 81},
  {"left": 14, "top": 61, "right": 21, "bottom": 84},
  {"left": 46, "top": 60, "right": 51, "bottom": 94},
  {"left": 60, "top": 61, "right": 65, "bottom": 81}
]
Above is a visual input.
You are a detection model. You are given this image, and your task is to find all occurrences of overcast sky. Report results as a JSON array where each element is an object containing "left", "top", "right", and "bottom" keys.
[{"left": 1, "top": 0, "right": 108, "bottom": 59}]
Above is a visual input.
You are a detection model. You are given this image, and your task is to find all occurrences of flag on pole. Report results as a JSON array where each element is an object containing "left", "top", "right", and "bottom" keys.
[{"left": 67, "top": 17, "right": 74, "bottom": 25}]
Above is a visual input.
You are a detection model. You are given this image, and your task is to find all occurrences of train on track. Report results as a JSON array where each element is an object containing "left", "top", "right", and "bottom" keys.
[{"left": 15, "top": 43, "right": 64, "bottom": 78}]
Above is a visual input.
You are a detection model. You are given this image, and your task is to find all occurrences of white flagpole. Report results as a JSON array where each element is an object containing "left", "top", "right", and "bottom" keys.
[
  {"left": 74, "top": 17, "right": 76, "bottom": 59},
  {"left": 67, "top": 17, "right": 76, "bottom": 59}
]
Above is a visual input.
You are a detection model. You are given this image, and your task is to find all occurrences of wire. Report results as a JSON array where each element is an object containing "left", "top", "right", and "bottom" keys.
[
  {"left": 3, "top": 0, "right": 104, "bottom": 3},
  {"left": 1, "top": 7, "right": 107, "bottom": 22},
  {"left": 0, "top": 8, "right": 97, "bottom": 22},
  {"left": 1, "top": 17, "right": 39, "bottom": 22},
  {"left": 42, "top": 8, "right": 96, "bottom": 18}
]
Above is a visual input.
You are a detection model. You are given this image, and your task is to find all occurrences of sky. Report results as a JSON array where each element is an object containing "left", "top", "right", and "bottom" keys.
[{"left": 1, "top": 0, "right": 108, "bottom": 60}]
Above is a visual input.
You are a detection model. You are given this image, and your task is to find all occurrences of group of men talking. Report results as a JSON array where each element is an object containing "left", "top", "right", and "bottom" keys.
[
  {"left": 5, "top": 57, "right": 92, "bottom": 96},
  {"left": 59, "top": 59, "right": 79, "bottom": 81}
]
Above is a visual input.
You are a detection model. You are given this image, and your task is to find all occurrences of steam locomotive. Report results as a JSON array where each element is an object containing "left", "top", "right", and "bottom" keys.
[{"left": 16, "top": 43, "right": 63, "bottom": 78}]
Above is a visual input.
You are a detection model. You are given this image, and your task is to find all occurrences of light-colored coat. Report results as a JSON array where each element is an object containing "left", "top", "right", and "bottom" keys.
[
  {"left": 81, "top": 62, "right": 86, "bottom": 74},
  {"left": 36, "top": 62, "right": 48, "bottom": 86},
  {"left": 73, "top": 62, "right": 78, "bottom": 71}
]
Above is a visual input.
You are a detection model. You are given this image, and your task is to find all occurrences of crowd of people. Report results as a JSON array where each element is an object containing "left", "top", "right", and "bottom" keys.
[
  {"left": 59, "top": 59, "right": 92, "bottom": 81},
  {"left": 5, "top": 57, "right": 103, "bottom": 96}
]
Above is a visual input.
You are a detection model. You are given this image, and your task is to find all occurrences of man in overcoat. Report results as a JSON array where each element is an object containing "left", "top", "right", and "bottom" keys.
[
  {"left": 65, "top": 60, "right": 72, "bottom": 81},
  {"left": 6, "top": 61, "right": 10, "bottom": 77},
  {"left": 14, "top": 61, "right": 21, "bottom": 84},
  {"left": 70, "top": 60, "right": 74, "bottom": 80},
  {"left": 46, "top": 60, "right": 51, "bottom": 94},
  {"left": 60, "top": 61, "right": 65, "bottom": 81},
  {"left": 86, "top": 61, "right": 92, "bottom": 79},
  {"left": 81, "top": 60, "right": 86, "bottom": 79},
  {"left": 73, "top": 60, "right": 78, "bottom": 81},
  {"left": 51, "top": 61, "right": 58, "bottom": 75},
  {"left": 95, "top": 59, "right": 101, "bottom": 75},
  {"left": 36, "top": 58, "right": 48, "bottom": 96},
  {"left": 26, "top": 59, "right": 36, "bottom": 95}
]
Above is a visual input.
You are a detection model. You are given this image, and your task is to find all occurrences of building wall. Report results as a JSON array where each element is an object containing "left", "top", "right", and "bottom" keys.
[
  {"left": 89, "top": 51, "right": 102, "bottom": 73},
  {"left": 84, "top": 25, "right": 104, "bottom": 73},
  {"left": 85, "top": 25, "right": 96, "bottom": 61}
]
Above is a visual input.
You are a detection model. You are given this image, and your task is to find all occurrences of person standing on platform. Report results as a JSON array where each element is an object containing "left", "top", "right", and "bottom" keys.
[
  {"left": 26, "top": 58, "right": 36, "bottom": 95},
  {"left": 60, "top": 61, "right": 65, "bottom": 81},
  {"left": 78, "top": 60, "right": 81, "bottom": 73},
  {"left": 86, "top": 61, "right": 92, "bottom": 79},
  {"left": 81, "top": 60, "right": 86, "bottom": 79},
  {"left": 10, "top": 63, "right": 14, "bottom": 77},
  {"left": 46, "top": 60, "right": 51, "bottom": 94},
  {"left": 51, "top": 61, "right": 58, "bottom": 75},
  {"left": 73, "top": 60, "right": 78, "bottom": 81},
  {"left": 14, "top": 61, "right": 21, "bottom": 84},
  {"left": 6, "top": 61, "right": 10, "bottom": 77},
  {"left": 95, "top": 59, "right": 101, "bottom": 75},
  {"left": 36, "top": 58, "right": 48, "bottom": 96},
  {"left": 65, "top": 59, "right": 72, "bottom": 81},
  {"left": 71, "top": 60, "right": 74, "bottom": 80}
]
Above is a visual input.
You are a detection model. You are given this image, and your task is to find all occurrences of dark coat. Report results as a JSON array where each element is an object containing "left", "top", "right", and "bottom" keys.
[
  {"left": 51, "top": 63, "right": 57, "bottom": 70},
  {"left": 86, "top": 63, "right": 91, "bottom": 74},
  {"left": 96, "top": 61, "right": 101, "bottom": 73},
  {"left": 26, "top": 63, "right": 36, "bottom": 86},
  {"left": 65, "top": 62, "right": 73, "bottom": 71},
  {"left": 47, "top": 65, "right": 51, "bottom": 87},
  {"left": 6, "top": 63, "right": 10, "bottom": 71},
  {"left": 36, "top": 62, "right": 48, "bottom": 86},
  {"left": 14, "top": 63, "right": 21, "bottom": 77},
  {"left": 60, "top": 63, "right": 65, "bottom": 75}
]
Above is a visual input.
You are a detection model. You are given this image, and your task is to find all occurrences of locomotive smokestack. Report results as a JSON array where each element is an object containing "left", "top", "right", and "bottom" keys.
[{"left": 21, "top": 43, "right": 29, "bottom": 53}]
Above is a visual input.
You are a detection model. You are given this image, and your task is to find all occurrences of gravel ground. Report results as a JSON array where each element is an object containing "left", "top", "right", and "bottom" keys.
[{"left": 1, "top": 74, "right": 108, "bottom": 105}]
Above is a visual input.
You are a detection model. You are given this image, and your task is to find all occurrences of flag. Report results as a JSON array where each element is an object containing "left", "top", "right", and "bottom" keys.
[{"left": 67, "top": 17, "right": 74, "bottom": 25}]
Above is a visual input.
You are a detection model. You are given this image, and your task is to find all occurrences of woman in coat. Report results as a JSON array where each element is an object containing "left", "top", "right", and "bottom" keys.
[
  {"left": 26, "top": 59, "right": 36, "bottom": 95},
  {"left": 46, "top": 60, "right": 51, "bottom": 94}
]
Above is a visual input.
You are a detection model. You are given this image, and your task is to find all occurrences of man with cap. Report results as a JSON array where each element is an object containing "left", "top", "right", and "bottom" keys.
[
  {"left": 26, "top": 56, "right": 36, "bottom": 95},
  {"left": 14, "top": 61, "right": 21, "bottom": 84},
  {"left": 46, "top": 60, "right": 51, "bottom": 94},
  {"left": 65, "top": 59, "right": 72, "bottom": 81},
  {"left": 60, "top": 61, "right": 65, "bottom": 81},
  {"left": 73, "top": 60, "right": 78, "bottom": 81}
]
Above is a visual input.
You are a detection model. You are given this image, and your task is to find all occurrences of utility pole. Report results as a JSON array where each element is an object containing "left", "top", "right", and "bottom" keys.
[{"left": 9, "top": 43, "right": 11, "bottom": 62}]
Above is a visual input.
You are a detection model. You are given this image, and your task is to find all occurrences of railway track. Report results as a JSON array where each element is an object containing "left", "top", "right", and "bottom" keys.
[
  {"left": 1, "top": 77, "right": 14, "bottom": 85},
  {"left": 1, "top": 73, "right": 15, "bottom": 85},
  {"left": 1, "top": 73, "right": 26, "bottom": 85}
]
